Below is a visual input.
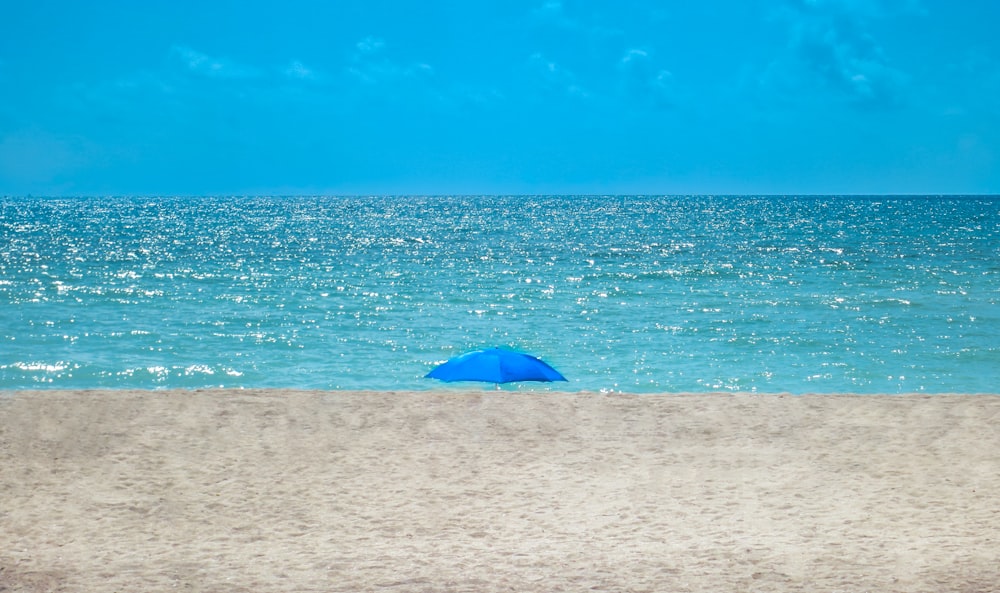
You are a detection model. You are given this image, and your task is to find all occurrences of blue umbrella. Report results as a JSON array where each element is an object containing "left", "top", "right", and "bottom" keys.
[{"left": 425, "top": 347, "right": 567, "bottom": 386}]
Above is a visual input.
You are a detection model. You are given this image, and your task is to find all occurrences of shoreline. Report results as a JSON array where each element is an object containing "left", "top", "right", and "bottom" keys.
[
  {"left": 3, "top": 389, "right": 999, "bottom": 592},
  {"left": 5, "top": 387, "right": 1000, "bottom": 395}
]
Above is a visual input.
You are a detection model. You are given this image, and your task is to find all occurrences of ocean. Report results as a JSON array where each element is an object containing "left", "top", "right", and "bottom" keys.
[{"left": 2, "top": 195, "right": 998, "bottom": 393}]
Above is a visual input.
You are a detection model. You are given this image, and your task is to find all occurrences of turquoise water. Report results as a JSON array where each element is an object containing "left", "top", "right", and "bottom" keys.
[{"left": 2, "top": 195, "right": 998, "bottom": 393}]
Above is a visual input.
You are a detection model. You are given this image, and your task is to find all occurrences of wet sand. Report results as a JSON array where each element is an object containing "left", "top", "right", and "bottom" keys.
[{"left": 2, "top": 389, "right": 998, "bottom": 592}]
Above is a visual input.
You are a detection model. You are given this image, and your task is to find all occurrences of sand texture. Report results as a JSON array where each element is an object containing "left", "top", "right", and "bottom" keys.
[{"left": 1, "top": 390, "right": 999, "bottom": 592}]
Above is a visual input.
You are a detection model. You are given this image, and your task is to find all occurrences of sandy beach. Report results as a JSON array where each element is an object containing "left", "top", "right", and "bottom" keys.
[{"left": 1, "top": 390, "right": 998, "bottom": 592}]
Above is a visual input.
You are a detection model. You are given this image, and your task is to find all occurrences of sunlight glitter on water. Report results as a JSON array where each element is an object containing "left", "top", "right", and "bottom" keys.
[{"left": 1, "top": 195, "right": 998, "bottom": 392}]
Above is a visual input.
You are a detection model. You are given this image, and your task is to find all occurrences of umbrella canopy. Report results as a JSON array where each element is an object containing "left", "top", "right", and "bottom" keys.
[{"left": 425, "top": 347, "right": 567, "bottom": 385}]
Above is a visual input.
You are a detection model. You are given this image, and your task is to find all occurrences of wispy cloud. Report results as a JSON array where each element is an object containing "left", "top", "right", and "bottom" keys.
[
  {"left": 618, "top": 48, "right": 676, "bottom": 109},
  {"left": 169, "top": 45, "right": 260, "bottom": 80},
  {"left": 761, "top": 0, "right": 914, "bottom": 109},
  {"left": 530, "top": 0, "right": 622, "bottom": 38},
  {"left": 792, "top": 8, "right": 906, "bottom": 106},
  {"left": 527, "top": 53, "right": 588, "bottom": 99},
  {"left": 355, "top": 36, "right": 386, "bottom": 55},
  {"left": 531, "top": 1, "right": 573, "bottom": 28},
  {"left": 347, "top": 37, "right": 433, "bottom": 85},
  {"left": 168, "top": 46, "right": 326, "bottom": 88},
  {"left": 285, "top": 60, "right": 319, "bottom": 82}
]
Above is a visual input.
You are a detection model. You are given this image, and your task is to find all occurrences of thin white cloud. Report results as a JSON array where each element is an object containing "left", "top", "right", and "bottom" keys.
[
  {"left": 412, "top": 63, "right": 434, "bottom": 77},
  {"left": 618, "top": 48, "right": 676, "bottom": 109},
  {"left": 356, "top": 36, "right": 386, "bottom": 54},
  {"left": 347, "top": 37, "right": 434, "bottom": 86},
  {"left": 531, "top": 1, "right": 571, "bottom": 26},
  {"left": 529, "top": 0, "right": 621, "bottom": 38},
  {"left": 796, "top": 23, "right": 907, "bottom": 107},
  {"left": 285, "top": 60, "right": 318, "bottom": 81},
  {"left": 169, "top": 45, "right": 260, "bottom": 80},
  {"left": 761, "top": 0, "right": 912, "bottom": 109},
  {"left": 620, "top": 48, "right": 648, "bottom": 65},
  {"left": 528, "top": 53, "right": 588, "bottom": 98}
]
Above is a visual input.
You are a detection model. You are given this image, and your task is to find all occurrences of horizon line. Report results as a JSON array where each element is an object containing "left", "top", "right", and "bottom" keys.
[{"left": 5, "top": 192, "right": 1000, "bottom": 199}]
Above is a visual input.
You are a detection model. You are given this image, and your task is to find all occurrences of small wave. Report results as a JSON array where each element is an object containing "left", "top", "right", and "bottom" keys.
[{"left": 12, "top": 361, "right": 72, "bottom": 372}]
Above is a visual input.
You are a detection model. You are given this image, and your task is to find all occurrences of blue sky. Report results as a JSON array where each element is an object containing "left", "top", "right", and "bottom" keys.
[{"left": 1, "top": 0, "right": 998, "bottom": 195}]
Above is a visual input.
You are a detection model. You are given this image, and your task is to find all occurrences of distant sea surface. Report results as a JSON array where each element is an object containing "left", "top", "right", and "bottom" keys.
[{"left": 2, "top": 195, "right": 998, "bottom": 393}]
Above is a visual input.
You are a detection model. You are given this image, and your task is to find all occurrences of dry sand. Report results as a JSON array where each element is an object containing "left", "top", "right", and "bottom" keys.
[{"left": 1, "top": 389, "right": 998, "bottom": 593}]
